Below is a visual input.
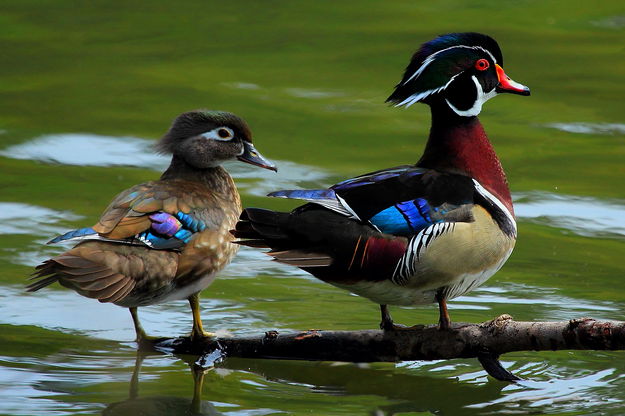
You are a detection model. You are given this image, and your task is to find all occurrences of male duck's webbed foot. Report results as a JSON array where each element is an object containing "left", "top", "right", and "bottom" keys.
[{"left": 379, "top": 304, "right": 409, "bottom": 331}]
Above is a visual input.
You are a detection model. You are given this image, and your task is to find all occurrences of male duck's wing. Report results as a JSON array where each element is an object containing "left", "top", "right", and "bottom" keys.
[
  {"left": 48, "top": 180, "right": 213, "bottom": 251},
  {"left": 268, "top": 165, "right": 476, "bottom": 236},
  {"left": 269, "top": 165, "right": 417, "bottom": 219}
]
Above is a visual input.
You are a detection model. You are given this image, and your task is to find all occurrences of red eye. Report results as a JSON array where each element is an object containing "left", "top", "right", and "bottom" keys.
[{"left": 475, "top": 59, "right": 490, "bottom": 71}]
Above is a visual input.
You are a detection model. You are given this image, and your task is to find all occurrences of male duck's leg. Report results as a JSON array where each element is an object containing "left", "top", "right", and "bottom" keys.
[
  {"left": 379, "top": 304, "right": 409, "bottom": 330},
  {"left": 436, "top": 292, "right": 451, "bottom": 330},
  {"left": 188, "top": 292, "right": 214, "bottom": 340},
  {"left": 380, "top": 304, "right": 394, "bottom": 330}
]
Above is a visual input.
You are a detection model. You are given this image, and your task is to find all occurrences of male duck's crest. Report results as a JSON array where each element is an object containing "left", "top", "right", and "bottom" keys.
[{"left": 386, "top": 32, "right": 530, "bottom": 116}]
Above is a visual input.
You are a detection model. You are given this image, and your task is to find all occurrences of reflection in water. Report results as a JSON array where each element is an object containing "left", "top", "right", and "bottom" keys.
[
  {"left": 219, "top": 357, "right": 624, "bottom": 415},
  {"left": 544, "top": 122, "right": 625, "bottom": 135},
  {"left": 0, "top": 286, "right": 259, "bottom": 342},
  {"left": 0, "top": 202, "right": 84, "bottom": 268},
  {"left": 457, "top": 283, "right": 618, "bottom": 320},
  {"left": 0, "top": 202, "right": 81, "bottom": 236},
  {"left": 221, "top": 358, "right": 505, "bottom": 415},
  {"left": 470, "top": 368, "right": 620, "bottom": 410},
  {"left": 0, "top": 134, "right": 169, "bottom": 170},
  {"left": 284, "top": 88, "right": 345, "bottom": 99},
  {"left": 103, "top": 352, "right": 222, "bottom": 416},
  {"left": 514, "top": 192, "right": 625, "bottom": 239}
]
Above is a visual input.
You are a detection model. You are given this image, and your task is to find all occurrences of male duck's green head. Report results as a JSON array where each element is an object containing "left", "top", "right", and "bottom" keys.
[{"left": 386, "top": 32, "right": 530, "bottom": 117}]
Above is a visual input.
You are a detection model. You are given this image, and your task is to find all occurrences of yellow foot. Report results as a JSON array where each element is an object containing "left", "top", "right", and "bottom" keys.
[
  {"left": 190, "top": 330, "right": 216, "bottom": 343},
  {"left": 135, "top": 333, "right": 169, "bottom": 350}
]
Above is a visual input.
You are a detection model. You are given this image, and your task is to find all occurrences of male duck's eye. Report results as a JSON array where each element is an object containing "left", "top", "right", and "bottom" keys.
[
  {"left": 218, "top": 128, "right": 231, "bottom": 139},
  {"left": 475, "top": 59, "right": 490, "bottom": 71}
]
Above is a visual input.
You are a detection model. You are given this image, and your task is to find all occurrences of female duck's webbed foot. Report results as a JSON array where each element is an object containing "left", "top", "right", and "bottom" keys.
[
  {"left": 129, "top": 307, "right": 167, "bottom": 348},
  {"left": 188, "top": 293, "right": 215, "bottom": 342},
  {"left": 436, "top": 293, "right": 451, "bottom": 330}
]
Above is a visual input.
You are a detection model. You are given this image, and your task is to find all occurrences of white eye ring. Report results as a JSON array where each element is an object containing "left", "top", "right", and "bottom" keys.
[{"left": 202, "top": 127, "right": 234, "bottom": 141}]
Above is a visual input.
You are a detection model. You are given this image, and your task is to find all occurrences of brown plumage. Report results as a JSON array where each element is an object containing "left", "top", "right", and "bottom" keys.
[{"left": 28, "top": 110, "right": 276, "bottom": 343}]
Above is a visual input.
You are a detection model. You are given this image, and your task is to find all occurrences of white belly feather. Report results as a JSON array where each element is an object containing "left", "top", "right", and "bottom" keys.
[{"left": 334, "top": 205, "right": 516, "bottom": 306}]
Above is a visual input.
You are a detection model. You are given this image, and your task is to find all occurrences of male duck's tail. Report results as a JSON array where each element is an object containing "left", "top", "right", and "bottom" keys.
[{"left": 232, "top": 207, "right": 357, "bottom": 268}]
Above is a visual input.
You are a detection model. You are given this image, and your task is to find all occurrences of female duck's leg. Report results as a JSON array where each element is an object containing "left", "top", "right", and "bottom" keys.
[
  {"left": 129, "top": 307, "right": 150, "bottom": 343},
  {"left": 188, "top": 292, "right": 214, "bottom": 340}
]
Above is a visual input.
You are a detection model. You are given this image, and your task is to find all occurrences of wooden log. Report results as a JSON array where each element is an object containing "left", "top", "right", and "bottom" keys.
[{"left": 152, "top": 315, "right": 625, "bottom": 381}]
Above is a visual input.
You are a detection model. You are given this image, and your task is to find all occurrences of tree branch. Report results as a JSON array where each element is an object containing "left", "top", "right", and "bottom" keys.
[{"left": 153, "top": 315, "right": 625, "bottom": 381}]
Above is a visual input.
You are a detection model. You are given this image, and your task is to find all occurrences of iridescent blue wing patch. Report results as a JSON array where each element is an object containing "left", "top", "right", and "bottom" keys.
[{"left": 370, "top": 198, "right": 438, "bottom": 236}]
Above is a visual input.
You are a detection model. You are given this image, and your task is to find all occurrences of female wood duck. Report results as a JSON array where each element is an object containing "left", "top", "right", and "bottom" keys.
[
  {"left": 28, "top": 110, "right": 276, "bottom": 343},
  {"left": 233, "top": 33, "right": 530, "bottom": 331}
]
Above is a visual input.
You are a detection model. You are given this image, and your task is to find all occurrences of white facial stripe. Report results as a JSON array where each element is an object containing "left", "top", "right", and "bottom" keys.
[
  {"left": 201, "top": 126, "right": 234, "bottom": 141},
  {"left": 395, "top": 87, "right": 441, "bottom": 107},
  {"left": 445, "top": 75, "right": 497, "bottom": 117},
  {"left": 472, "top": 179, "right": 517, "bottom": 235},
  {"left": 402, "top": 45, "right": 497, "bottom": 87},
  {"left": 474, "top": 46, "right": 497, "bottom": 64},
  {"left": 395, "top": 71, "right": 463, "bottom": 107}
]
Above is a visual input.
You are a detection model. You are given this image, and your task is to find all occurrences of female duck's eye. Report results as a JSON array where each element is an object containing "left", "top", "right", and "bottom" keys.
[
  {"left": 475, "top": 59, "right": 490, "bottom": 71},
  {"left": 217, "top": 128, "right": 231, "bottom": 139}
]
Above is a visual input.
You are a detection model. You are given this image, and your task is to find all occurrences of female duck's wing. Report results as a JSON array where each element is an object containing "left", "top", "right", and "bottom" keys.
[
  {"left": 48, "top": 180, "right": 211, "bottom": 250},
  {"left": 28, "top": 180, "right": 231, "bottom": 303}
]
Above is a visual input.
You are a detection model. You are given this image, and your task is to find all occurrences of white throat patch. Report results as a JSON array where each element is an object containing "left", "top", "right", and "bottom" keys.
[{"left": 445, "top": 76, "right": 497, "bottom": 117}]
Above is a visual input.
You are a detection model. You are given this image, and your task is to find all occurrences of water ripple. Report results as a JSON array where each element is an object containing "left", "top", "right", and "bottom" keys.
[
  {"left": 470, "top": 368, "right": 622, "bottom": 411},
  {"left": 544, "top": 122, "right": 625, "bottom": 135},
  {"left": 0, "top": 133, "right": 168, "bottom": 170},
  {"left": 514, "top": 192, "right": 625, "bottom": 239},
  {"left": 0, "top": 285, "right": 264, "bottom": 341},
  {"left": 0, "top": 202, "right": 81, "bottom": 236}
]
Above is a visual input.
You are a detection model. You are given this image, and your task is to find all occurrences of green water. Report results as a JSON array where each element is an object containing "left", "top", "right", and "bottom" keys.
[{"left": 1, "top": 0, "right": 624, "bottom": 414}]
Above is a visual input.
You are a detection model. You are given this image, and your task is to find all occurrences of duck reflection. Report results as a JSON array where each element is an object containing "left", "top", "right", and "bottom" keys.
[
  {"left": 103, "top": 352, "right": 222, "bottom": 416},
  {"left": 104, "top": 349, "right": 509, "bottom": 416},
  {"left": 221, "top": 358, "right": 509, "bottom": 416}
]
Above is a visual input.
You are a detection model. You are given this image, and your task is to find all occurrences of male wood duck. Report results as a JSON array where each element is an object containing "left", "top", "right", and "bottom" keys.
[
  {"left": 233, "top": 33, "right": 530, "bottom": 330},
  {"left": 28, "top": 110, "right": 276, "bottom": 343}
]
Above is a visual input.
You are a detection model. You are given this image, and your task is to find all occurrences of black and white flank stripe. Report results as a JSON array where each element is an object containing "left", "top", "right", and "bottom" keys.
[{"left": 392, "top": 222, "right": 456, "bottom": 285}]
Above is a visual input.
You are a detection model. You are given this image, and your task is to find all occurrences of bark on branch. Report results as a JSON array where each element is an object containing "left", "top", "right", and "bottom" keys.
[{"left": 153, "top": 315, "right": 625, "bottom": 382}]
